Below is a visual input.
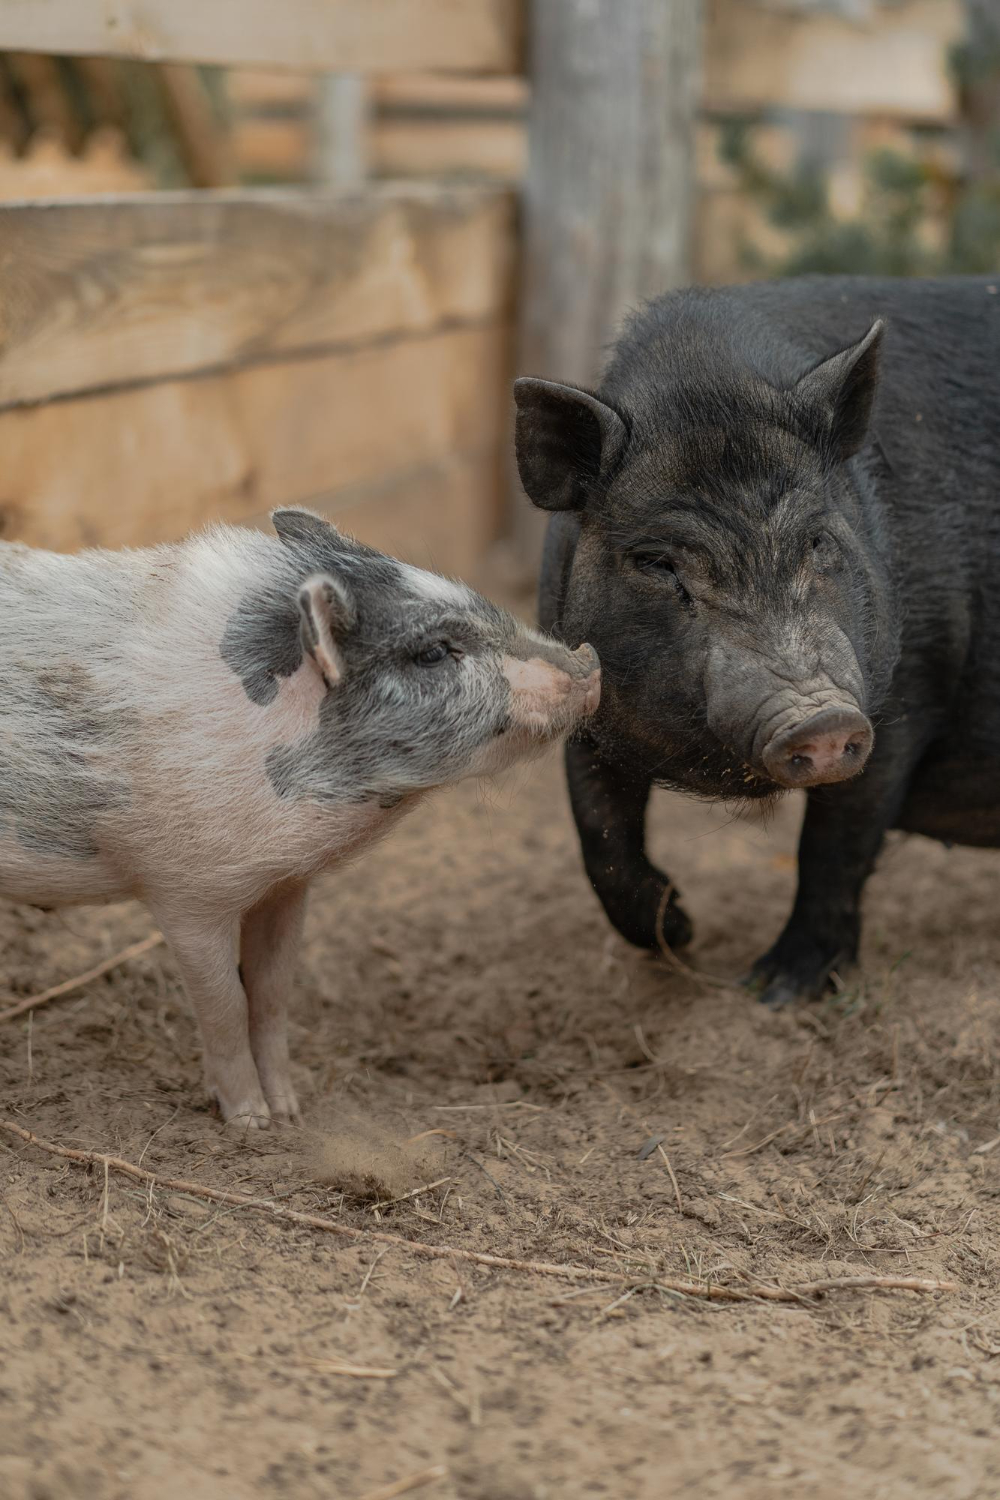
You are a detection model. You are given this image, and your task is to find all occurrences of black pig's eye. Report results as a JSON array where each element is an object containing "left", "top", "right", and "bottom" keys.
[
  {"left": 633, "top": 551, "right": 691, "bottom": 602},
  {"left": 414, "top": 641, "right": 451, "bottom": 666},
  {"left": 634, "top": 551, "right": 677, "bottom": 578}
]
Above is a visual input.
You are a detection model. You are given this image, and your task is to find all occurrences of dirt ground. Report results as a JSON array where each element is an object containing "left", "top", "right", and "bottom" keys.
[{"left": 2, "top": 670, "right": 999, "bottom": 1498}]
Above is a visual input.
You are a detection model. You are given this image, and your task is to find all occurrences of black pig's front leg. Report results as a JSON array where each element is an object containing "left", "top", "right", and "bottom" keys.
[
  {"left": 565, "top": 737, "right": 692, "bottom": 952},
  {"left": 750, "top": 721, "right": 928, "bottom": 1007}
]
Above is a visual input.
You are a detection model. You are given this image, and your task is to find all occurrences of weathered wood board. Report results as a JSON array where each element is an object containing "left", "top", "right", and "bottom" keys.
[
  {"left": 0, "top": 186, "right": 515, "bottom": 407},
  {"left": 372, "top": 118, "right": 526, "bottom": 181},
  {"left": 705, "top": 0, "right": 961, "bottom": 122},
  {"left": 0, "top": 0, "right": 523, "bottom": 74},
  {"left": 513, "top": 0, "right": 700, "bottom": 560},
  {"left": 241, "top": 450, "right": 503, "bottom": 580},
  {"left": 0, "top": 323, "right": 510, "bottom": 567}
]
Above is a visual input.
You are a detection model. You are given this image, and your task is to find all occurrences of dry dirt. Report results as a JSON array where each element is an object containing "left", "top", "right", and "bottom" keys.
[{"left": 2, "top": 693, "right": 999, "bottom": 1498}]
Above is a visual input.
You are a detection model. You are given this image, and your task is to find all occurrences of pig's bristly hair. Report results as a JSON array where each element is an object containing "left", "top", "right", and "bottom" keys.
[
  {"left": 0, "top": 515, "right": 595, "bottom": 1120},
  {"left": 527, "top": 282, "right": 903, "bottom": 806}
]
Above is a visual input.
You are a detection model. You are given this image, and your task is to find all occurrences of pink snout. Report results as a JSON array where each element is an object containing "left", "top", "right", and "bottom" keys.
[
  {"left": 503, "top": 643, "right": 601, "bottom": 731},
  {"left": 762, "top": 706, "right": 873, "bottom": 788}
]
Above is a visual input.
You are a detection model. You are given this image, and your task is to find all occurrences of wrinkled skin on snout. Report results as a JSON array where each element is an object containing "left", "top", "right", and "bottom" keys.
[
  {"left": 511, "top": 280, "right": 946, "bottom": 1009},
  {"left": 0, "top": 509, "right": 598, "bottom": 1128}
]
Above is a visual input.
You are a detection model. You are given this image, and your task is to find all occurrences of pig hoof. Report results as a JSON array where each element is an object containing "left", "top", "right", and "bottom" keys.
[
  {"left": 745, "top": 950, "right": 846, "bottom": 1008},
  {"left": 656, "top": 898, "right": 694, "bottom": 952},
  {"left": 224, "top": 1106, "right": 273, "bottom": 1131},
  {"left": 743, "top": 963, "right": 810, "bottom": 1008},
  {"left": 212, "top": 1089, "right": 273, "bottom": 1130},
  {"left": 620, "top": 878, "right": 693, "bottom": 951},
  {"left": 755, "top": 976, "right": 804, "bottom": 1010},
  {"left": 268, "top": 1097, "right": 302, "bottom": 1128},
  {"left": 260, "top": 1077, "right": 301, "bottom": 1126}
]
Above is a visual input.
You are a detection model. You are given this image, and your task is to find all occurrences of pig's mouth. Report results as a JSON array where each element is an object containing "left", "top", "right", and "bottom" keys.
[{"left": 587, "top": 685, "right": 871, "bottom": 802}]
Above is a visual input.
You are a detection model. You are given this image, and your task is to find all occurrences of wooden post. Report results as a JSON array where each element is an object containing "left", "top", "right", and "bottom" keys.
[
  {"left": 512, "top": 0, "right": 702, "bottom": 562},
  {"left": 314, "top": 75, "right": 369, "bottom": 190}
]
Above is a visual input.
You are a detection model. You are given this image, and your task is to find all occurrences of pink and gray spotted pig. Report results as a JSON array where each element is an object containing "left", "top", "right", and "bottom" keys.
[{"left": 0, "top": 508, "right": 599, "bottom": 1125}]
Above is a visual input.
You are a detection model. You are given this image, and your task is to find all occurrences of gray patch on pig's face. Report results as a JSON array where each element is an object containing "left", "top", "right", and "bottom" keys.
[
  {"left": 0, "top": 664, "right": 133, "bottom": 859},
  {"left": 236, "top": 512, "right": 583, "bottom": 805},
  {"left": 265, "top": 623, "right": 516, "bottom": 806},
  {"left": 222, "top": 514, "right": 409, "bottom": 705},
  {"left": 259, "top": 545, "right": 520, "bottom": 802},
  {"left": 220, "top": 588, "right": 302, "bottom": 706}
]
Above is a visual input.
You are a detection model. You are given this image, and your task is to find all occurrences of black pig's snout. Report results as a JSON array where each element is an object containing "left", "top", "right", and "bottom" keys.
[{"left": 762, "top": 707, "right": 873, "bottom": 789}]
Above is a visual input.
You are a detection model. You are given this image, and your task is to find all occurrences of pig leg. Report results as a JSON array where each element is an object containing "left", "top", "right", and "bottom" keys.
[
  {"left": 566, "top": 738, "right": 692, "bottom": 951},
  {"left": 240, "top": 881, "right": 308, "bottom": 1126},
  {"left": 749, "top": 730, "right": 926, "bottom": 1007},
  {"left": 155, "top": 908, "right": 271, "bottom": 1127}
]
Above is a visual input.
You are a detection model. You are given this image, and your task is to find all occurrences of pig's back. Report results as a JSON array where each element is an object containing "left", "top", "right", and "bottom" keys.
[
  {"left": 723, "top": 276, "right": 1000, "bottom": 478},
  {"left": 607, "top": 274, "right": 1000, "bottom": 601},
  {"left": 0, "top": 541, "right": 147, "bottom": 901},
  {"left": 611, "top": 276, "right": 1000, "bottom": 492}
]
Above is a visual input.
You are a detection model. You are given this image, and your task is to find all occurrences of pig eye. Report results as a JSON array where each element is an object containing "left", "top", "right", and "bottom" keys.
[
  {"left": 633, "top": 552, "right": 690, "bottom": 602},
  {"left": 414, "top": 641, "right": 451, "bottom": 666},
  {"left": 635, "top": 552, "right": 676, "bottom": 577}
]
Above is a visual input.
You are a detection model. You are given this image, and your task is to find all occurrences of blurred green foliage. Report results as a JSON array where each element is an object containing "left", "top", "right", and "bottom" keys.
[{"left": 720, "top": 11, "right": 1000, "bottom": 279}]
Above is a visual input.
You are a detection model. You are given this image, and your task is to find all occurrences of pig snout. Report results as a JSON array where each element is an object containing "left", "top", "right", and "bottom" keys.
[
  {"left": 503, "top": 641, "right": 601, "bottom": 732},
  {"left": 761, "top": 706, "right": 873, "bottom": 788}
]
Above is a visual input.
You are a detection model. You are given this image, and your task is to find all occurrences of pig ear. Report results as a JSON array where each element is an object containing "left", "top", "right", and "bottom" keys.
[
  {"left": 793, "top": 319, "right": 884, "bottom": 461},
  {"left": 514, "top": 377, "right": 628, "bottom": 511},
  {"left": 272, "top": 507, "right": 341, "bottom": 550},
  {"left": 297, "top": 573, "right": 355, "bottom": 688}
]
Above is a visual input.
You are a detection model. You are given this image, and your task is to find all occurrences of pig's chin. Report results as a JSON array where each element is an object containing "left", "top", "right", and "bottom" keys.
[
  {"left": 589, "top": 706, "right": 781, "bottom": 803},
  {"left": 481, "top": 703, "right": 593, "bottom": 774}
]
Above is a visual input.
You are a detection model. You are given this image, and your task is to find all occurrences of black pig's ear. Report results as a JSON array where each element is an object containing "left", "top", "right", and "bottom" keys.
[
  {"left": 297, "top": 572, "right": 356, "bottom": 688},
  {"left": 792, "top": 319, "right": 884, "bottom": 461},
  {"left": 514, "top": 377, "right": 628, "bottom": 511}
]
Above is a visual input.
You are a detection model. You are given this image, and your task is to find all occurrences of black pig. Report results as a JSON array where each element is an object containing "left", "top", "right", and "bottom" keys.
[{"left": 514, "top": 277, "right": 1000, "bottom": 1006}]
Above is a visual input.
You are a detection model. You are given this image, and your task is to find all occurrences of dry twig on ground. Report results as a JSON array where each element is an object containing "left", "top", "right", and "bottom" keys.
[
  {"left": 654, "top": 885, "right": 739, "bottom": 991},
  {"left": 0, "top": 933, "right": 165, "bottom": 1024},
  {"left": 0, "top": 1120, "right": 958, "bottom": 1303},
  {"left": 356, "top": 1467, "right": 449, "bottom": 1500}
]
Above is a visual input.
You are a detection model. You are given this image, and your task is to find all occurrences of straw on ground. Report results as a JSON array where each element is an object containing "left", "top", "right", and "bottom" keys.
[{"left": 0, "top": 1119, "right": 958, "bottom": 1303}]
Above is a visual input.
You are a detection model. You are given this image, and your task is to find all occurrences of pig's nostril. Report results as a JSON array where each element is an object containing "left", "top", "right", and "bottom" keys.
[{"left": 762, "top": 707, "right": 873, "bottom": 787}]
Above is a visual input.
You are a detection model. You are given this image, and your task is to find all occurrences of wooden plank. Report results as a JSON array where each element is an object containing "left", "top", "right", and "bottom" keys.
[
  {"left": 513, "top": 0, "right": 701, "bottom": 561},
  {"left": 241, "top": 451, "right": 501, "bottom": 579},
  {"left": 231, "top": 117, "right": 312, "bottom": 178},
  {"left": 371, "top": 117, "right": 526, "bottom": 180},
  {"left": 373, "top": 75, "right": 528, "bottom": 116},
  {"left": 0, "top": 322, "right": 509, "bottom": 553},
  {"left": 225, "top": 71, "right": 315, "bottom": 111},
  {"left": 704, "top": 0, "right": 962, "bottom": 121},
  {"left": 0, "top": 0, "right": 523, "bottom": 75},
  {"left": 0, "top": 186, "right": 515, "bottom": 408}
]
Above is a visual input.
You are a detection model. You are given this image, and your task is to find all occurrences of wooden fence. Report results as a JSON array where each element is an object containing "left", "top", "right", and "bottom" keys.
[
  {"left": 0, "top": 3, "right": 521, "bottom": 574},
  {"left": 0, "top": 187, "right": 513, "bottom": 573},
  {"left": 0, "top": 0, "right": 700, "bottom": 572}
]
